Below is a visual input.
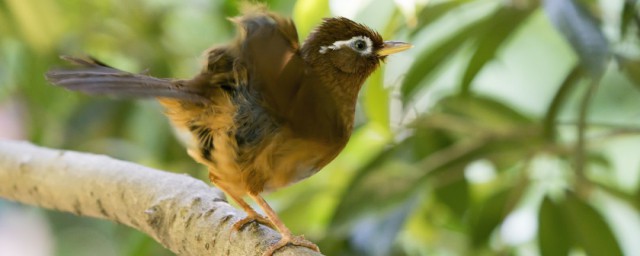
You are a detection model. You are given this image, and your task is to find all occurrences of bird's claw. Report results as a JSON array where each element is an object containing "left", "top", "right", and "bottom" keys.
[
  {"left": 232, "top": 214, "right": 275, "bottom": 231},
  {"left": 261, "top": 234, "right": 320, "bottom": 256}
]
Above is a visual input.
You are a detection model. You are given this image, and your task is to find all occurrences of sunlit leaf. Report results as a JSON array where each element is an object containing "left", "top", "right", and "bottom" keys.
[
  {"left": 333, "top": 123, "right": 393, "bottom": 171},
  {"left": 0, "top": 7, "right": 12, "bottom": 36},
  {"left": 261, "top": 0, "right": 297, "bottom": 14},
  {"left": 222, "top": 0, "right": 240, "bottom": 17},
  {"left": 293, "top": 0, "right": 329, "bottom": 39},
  {"left": 538, "top": 196, "right": 571, "bottom": 256},
  {"left": 543, "top": 0, "right": 609, "bottom": 77},
  {"left": 401, "top": 19, "right": 488, "bottom": 102},
  {"left": 460, "top": 6, "right": 535, "bottom": 95},
  {"left": 5, "top": 0, "right": 64, "bottom": 52},
  {"left": 563, "top": 192, "right": 623, "bottom": 256},
  {"left": 363, "top": 69, "right": 390, "bottom": 132}
]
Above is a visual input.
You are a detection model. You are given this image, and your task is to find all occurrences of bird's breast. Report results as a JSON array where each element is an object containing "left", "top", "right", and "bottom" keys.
[{"left": 247, "top": 129, "right": 346, "bottom": 192}]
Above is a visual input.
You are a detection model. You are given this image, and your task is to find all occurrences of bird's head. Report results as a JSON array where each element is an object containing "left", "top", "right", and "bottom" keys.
[{"left": 302, "top": 17, "right": 411, "bottom": 76}]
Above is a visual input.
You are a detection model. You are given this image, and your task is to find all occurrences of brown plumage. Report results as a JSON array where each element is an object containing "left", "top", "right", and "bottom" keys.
[{"left": 46, "top": 4, "right": 410, "bottom": 255}]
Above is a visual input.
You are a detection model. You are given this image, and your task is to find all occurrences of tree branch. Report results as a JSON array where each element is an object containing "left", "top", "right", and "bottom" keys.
[{"left": 0, "top": 140, "right": 321, "bottom": 256}]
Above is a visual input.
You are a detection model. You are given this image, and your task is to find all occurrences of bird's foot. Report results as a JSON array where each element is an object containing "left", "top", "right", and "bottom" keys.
[
  {"left": 233, "top": 214, "right": 276, "bottom": 231},
  {"left": 261, "top": 234, "right": 320, "bottom": 256}
]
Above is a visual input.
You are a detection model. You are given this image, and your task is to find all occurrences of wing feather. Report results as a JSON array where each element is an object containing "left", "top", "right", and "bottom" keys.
[{"left": 233, "top": 6, "right": 305, "bottom": 117}]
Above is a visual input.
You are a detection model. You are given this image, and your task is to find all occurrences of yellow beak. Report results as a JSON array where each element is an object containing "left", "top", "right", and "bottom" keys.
[{"left": 377, "top": 41, "right": 413, "bottom": 56}]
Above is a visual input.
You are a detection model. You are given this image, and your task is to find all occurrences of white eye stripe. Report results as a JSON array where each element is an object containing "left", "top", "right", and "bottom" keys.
[{"left": 319, "top": 36, "right": 373, "bottom": 55}]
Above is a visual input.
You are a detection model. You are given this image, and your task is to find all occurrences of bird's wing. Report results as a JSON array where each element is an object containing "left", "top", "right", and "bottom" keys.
[
  {"left": 45, "top": 56, "right": 210, "bottom": 103},
  {"left": 232, "top": 6, "right": 306, "bottom": 117}
]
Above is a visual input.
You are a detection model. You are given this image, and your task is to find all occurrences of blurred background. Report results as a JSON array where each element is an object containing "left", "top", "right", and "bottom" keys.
[{"left": 1, "top": 0, "right": 639, "bottom": 255}]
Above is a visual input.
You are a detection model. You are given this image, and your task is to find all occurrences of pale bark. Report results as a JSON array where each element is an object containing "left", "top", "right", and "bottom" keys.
[{"left": 0, "top": 140, "right": 322, "bottom": 256}]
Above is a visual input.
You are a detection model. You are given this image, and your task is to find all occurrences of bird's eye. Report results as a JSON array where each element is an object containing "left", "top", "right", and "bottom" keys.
[{"left": 353, "top": 40, "right": 367, "bottom": 51}]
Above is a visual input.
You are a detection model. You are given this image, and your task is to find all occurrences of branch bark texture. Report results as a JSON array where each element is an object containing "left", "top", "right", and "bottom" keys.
[{"left": 0, "top": 140, "right": 321, "bottom": 256}]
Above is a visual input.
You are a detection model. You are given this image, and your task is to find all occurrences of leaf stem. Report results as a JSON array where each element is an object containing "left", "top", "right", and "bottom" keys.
[
  {"left": 543, "top": 65, "right": 583, "bottom": 142},
  {"left": 575, "top": 77, "right": 601, "bottom": 183}
]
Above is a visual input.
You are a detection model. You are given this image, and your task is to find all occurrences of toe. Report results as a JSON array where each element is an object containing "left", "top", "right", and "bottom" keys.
[
  {"left": 290, "top": 235, "right": 320, "bottom": 252},
  {"left": 261, "top": 235, "right": 319, "bottom": 256},
  {"left": 232, "top": 215, "right": 275, "bottom": 231}
]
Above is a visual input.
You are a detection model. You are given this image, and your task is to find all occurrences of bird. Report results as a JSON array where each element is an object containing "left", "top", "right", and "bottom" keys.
[{"left": 45, "top": 4, "right": 411, "bottom": 255}]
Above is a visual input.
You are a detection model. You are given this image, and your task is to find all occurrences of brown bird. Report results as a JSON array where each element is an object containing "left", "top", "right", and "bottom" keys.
[{"left": 45, "top": 5, "right": 411, "bottom": 255}]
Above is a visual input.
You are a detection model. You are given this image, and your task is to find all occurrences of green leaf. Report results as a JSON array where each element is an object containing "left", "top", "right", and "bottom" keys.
[
  {"left": 620, "top": 0, "right": 638, "bottom": 38},
  {"left": 468, "top": 188, "right": 522, "bottom": 248},
  {"left": 563, "top": 193, "right": 623, "bottom": 256},
  {"left": 413, "top": 96, "right": 540, "bottom": 174},
  {"left": 618, "top": 57, "right": 640, "bottom": 89},
  {"left": 437, "top": 95, "right": 533, "bottom": 132},
  {"left": 0, "top": 6, "right": 12, "bottom": 36},
  {"left": 409, "top": 0, "right": 472, "bottom": 37},
  {"left": 542, "top": 65, "right": 584, "bottom": 141},
  {"left": 328, "top": 129, "right": 460, "bottom": 231},
  {"left": 4, "top": 0, "right": 64, "bottom": 52},
  {"left": 636, "top": 183, "right": 640, "bottom": 209},
  {"left": 333, "top": 123, "right": 393, "bottom": 171},
  {"left": 538, "top": 196, "right": 571, "bottom": 256},
  {"left": 409, "top": 125, "right": 455, "bottom": 160},
  {"left": 222, "top": 0, "right": 240, "bottom": 17},
  {"left": 260, "top": 0, "right": 296, "bottom": 14},
  {"left": 293, "top": 0, "right": 329, "bottom": 40},
  {"left": 433, "top": 175, "right": 470, "bottom": 218},
  {"left": 0, "top": 39, "right": 23, "bottom": 101},
  {"left": 588, "top": 152, "right": 612, "bottom": 169},
  {"left": 363, "top": 69, "right": 390, "bottom": 132},
  {"left": 401, "top": 19, "right": 488, "bottom": 102},
  {"left": 329, "top": 158, "right": 423, "bottom": 231},
  {"left": 543, "top": 0, "right": 609, "bottom": 77},
  {"left": 460, "top": 6, "right": 535, "bottom": 95}
]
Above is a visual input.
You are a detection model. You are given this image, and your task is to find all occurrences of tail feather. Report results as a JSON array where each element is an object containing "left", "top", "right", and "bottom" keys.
[{"left": 45, "top": 56, "right": 210, "bottom": 103}]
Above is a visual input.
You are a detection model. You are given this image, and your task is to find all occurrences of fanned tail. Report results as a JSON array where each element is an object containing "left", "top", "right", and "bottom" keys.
[{"left": 45, "top": 56, "right": 209, "bottom": 103}]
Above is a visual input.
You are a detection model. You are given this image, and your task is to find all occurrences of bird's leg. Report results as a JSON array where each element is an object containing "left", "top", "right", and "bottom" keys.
[
  {"left": 248, "top": 193, "right": 320, "bottom": 255},
  {"left": 209, "top": 177, "right": 275, "bottom": 231},
  {"left": 225, "top": 191, "right": 276, "bottom": 231}
]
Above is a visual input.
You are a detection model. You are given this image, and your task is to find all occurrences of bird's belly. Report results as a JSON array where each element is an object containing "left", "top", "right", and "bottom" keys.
[
  {"left": 160, "top": 99, "right": 343, "bottom": 195},
  {"left": 244, "top": 133, "right": 341, "bottom": 193},
  {"left": 171, "top": 125, "right": 200, "bottom": 150},
  {"left": 175, "top": 123, "right": 342, "bottom": 195}
]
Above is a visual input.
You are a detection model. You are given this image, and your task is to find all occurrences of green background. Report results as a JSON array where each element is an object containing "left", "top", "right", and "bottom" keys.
[{"left": 1, "top": 0, "right": 639, "bottom": 255}]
